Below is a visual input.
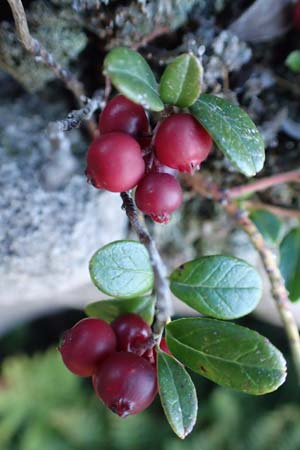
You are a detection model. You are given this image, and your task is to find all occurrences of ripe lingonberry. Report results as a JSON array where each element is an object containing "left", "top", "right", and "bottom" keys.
[
  {"left": 143, "top": 337, "right": 172, "bottom": 367},
  {"left": 58, "top": 318, "right": 117, "bottom": 377},
  {"left": 99, "top": 95, "right": 149, "bottom": 138},
  {"left": 93, "top": 352, "right": 157, "bottom": 417},
  {"left": 86, "top": 132, "right": 145, "bottom": 192},
  {"left": 111, "top": 313, "right": 153, "bottom": 355},
  {"left": 135, "top": 173, "right": 183, "bottom": 223},
  {"left": 155, "top": 113, "right": 212, "bottom": 173}
]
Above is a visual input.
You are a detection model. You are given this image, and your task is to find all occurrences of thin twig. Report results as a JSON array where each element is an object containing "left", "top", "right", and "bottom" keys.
[
  {"left": 243, "top": 201, "right": 300, "bottom": 219},
  {"left": 132, "top": 26, "right": 170, "bottom": 50},
  {"left": 226, "top": 169, "right": 300, "bottom": 200},
  {"left": 184, "top": 173, "right": 300, "bottom": 382},
  {"left": 120, "top": 192, "right": 172, "bottom": 340},
  {"left": 6, "top": 0, "right": 84, "bottom": 101},
  {"left": 47, "top": 95, "right": 103, "bottom": 139}
]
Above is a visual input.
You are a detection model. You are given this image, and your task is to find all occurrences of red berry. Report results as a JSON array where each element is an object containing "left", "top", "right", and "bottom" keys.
[
  {"left": 86, "top": 132, "right": 145, "bottom": 192},
  {"left": 155, "top": 113, "right": 212, "bottom": 173},
  {"left": 58, "top": 318, "right": 117, "bottom": 377},
  {"left": 93, "top": 352, "right": 157, "bottom": 417},
  {"left": 143, "top": 337, "right": 172, "bottom": 367},
  {"left": 99, "top": 95, "right": 149, "bottom": 138},
  {"left": 112, "top": 313, "right": 153, "bottom": 355},
  {"left": 160, "top": 337, "right": 172, "bottom": 355},
  {"left": 135, "top": 173, "right": 183, "bottom": 223}
]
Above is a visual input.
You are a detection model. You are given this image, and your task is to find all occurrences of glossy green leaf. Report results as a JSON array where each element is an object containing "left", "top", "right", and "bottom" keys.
[
  {"left": 157, "top": 350, "right": 197, "bottom": 439},
  {"left": 159, "top": 53, "right": 202, "bottom": 108},
  {"left": 190, "top": 94, "right": 265, "bottom": 177},
  {"left": 285, "top": 50, "right": 300, "bottom": 73},
  {"left": 104, "top": 47, "right": 164, "bottom": 111},
  {"left": 280, "top": 228, "right": 300, "bottom": 302},
  {"left": 170, "top": 255, "right": 262, "bottom": 320},
  {"left": 85, "top": 295, "right": 155, "bottom": 325},
  {"left": 89, "top": 240, "right": 154, "bottom": 298},
  {"left": 166, "top": 318, "right": 287, "bottom": 395},
  {"left": 250, "top": 210, "right": 283, "bottom": 245}
]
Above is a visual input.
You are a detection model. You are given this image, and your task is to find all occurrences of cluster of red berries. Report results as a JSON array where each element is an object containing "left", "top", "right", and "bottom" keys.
[
  {"left": 85, "top": 95, "right": 212, "bottom": 223},
  {"left": 59, "top": 314, "right": 170, "bottom": 417}
]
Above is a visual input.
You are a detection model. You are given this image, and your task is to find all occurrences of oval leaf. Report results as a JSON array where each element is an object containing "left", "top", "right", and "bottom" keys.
[
  {"left": 166, "top": 318, "right": 287, "bottom": 395},
  {"left": 249, "top": 210, "right": 283, "bottom": 245},
  {"left": 190, "top": 94, "right": 265, "bottom": 177},
  {"left": 280, "top": 228, "right": 300, "bottom": 302},
  {"left": 157, "top": 350, "right": 198, "bottom": 439},
  {"left": 85, "top": 295, "right": 155, "bottom": 325},
  {"left": 159, "top": 53, "right": 202, "bottom": 108},
  {"left": 170, "top": 255, "right": 262, "bottom": 320},
  {"left": 89, "top": 240, "right": 154, "bottom": 298},
  {"left": 104, "top": 47, "right": 164, "bottom": 112}
]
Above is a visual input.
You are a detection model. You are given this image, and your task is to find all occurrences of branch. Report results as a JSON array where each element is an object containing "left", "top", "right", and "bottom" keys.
[
  {"left": 184, "top": 173, "right": 300, "bottom": 382},
  {"left": 6, "top": 0, "right": 84, "bottom": 101},
  {"left": 120, "top": 192, "right": 172, "bottom": 340},
  {"left": 226, "top": 169, "right": 300, "bottom": 200},
  {"left": 243, "top": 201, "right": 300, "bottom": 219},
  {"left": 47, "top": 95, "right": 103, "bottom": 140}
]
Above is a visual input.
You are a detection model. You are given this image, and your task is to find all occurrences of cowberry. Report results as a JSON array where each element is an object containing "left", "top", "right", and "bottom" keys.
[
  {"left": 135, "top": 173, "right": 183, "bottom": 223},
  {"left": 99, "top": 95, "right": 149, "bottom": 138},
  {"left": 86, "top": 132, "right": 145, "bottom": 192},
  {"left": 143, "top": 337, "right": 172, "bottom": 367},
  {"left": 112, "top": 313, "right": 152, "bottom": 355},
  {"left": 155, "top": 113, "right": 212, "bottom": 173},
  {"left": 93, "top": 352, "right": 157, "bottom": 417},
  {"left": 58, "top": 318, "right": 117, "bottom": 377}
]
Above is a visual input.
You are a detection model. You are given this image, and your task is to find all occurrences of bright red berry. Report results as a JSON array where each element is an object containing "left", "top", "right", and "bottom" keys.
[
  {"left": 155, "top": 113, "right": 212, "bottom": 173},
  {"left": 135, "top": 173, "right": 183, "bottom": 223},
  {"left": 58, "top": 318, "right": 117, "bottom": 377},
  {"left": 86, "top": 132, "right": 145, "bottom": 192},
  {"left": 93, "top": 352, "right": 157, "bottom": 417},
  {"left": 99, "top": 95, "right": 149, "bottom": 138},
  {"left": 111, "top": 313, "right": 153, "bottom": 355}
]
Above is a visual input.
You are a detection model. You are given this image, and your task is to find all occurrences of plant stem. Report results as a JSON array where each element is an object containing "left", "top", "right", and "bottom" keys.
[
  {"left": 226, "top": 169, "right": 300, "bottom": 199},
  {"left": 120, "top": 192, "right": 172, "bottom": 340},
  {"left": 6, "top": 0, "right": 84, "bottom": 101},
  {"left": 184, "top": 173, "right": 300, "bottom": 382},
  {"left": 243, "top": 201, "right": 300, "bottom": 218}
]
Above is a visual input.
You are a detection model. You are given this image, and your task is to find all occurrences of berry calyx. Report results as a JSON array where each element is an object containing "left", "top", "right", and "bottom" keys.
[
  {"left": 111, "top": 313, "right": 153, "bottom": 355},
  {"left": 58, "top": 318, "right": 117, "bottom": 377},
  {"left": 135, "top": 173, "right": 183, "bottom": 223},
  {"left": 99, "top": 95, "right": 149, "bottom": 138},
  {"left": 155, "top": 113, "right": 212, "bottom": 173},
  {"left": 86, "top": 132, "right": 145, "bottom": 192},
  {"left": 93, "top": 352, "right": 157, "bottom": 417}
]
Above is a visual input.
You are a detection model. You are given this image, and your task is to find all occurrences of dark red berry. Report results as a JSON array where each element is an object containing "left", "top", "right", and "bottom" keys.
[
  {"left": 112, "top": 313, "right": 153, "bottom": 355},
  {"left": 93, "top": 352, "right": 157, "bottom": 417},
  {"left": 86, "top": 132, "right": 145, "bottom": 192},
  {"left": 143, "top": 337, "right": 172, "bottom": 367},
  {"left": 160, "top": 337, "right": 172, "bottom": 355},
  {"left": 135, "top": 173, "right": 183, "bottom": 223},
  {"left": 155, "top": 113, "right": 212, "bottom": 173},
  {"left": 58, "top": 318, "right": 117, "bottom": 377},
  {"left": 99, "top": 95, "right": 149, "bottom": 138}
]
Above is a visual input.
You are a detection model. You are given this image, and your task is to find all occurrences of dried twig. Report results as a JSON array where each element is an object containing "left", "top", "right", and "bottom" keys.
[
  {"left": 6, "top": 0, "right": 84, "bottom": 101},
  {"left": 120, "top": 192, "right": 172, "bottom": 341},
  {"left": 184, "top": 173, "right": 300, "bottom": 382},
  {"left": 226, "top": 169, "right": 300, "bottom": 200}
]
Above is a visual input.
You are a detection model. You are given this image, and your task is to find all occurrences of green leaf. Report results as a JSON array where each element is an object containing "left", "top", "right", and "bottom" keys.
[
  {"left": 285, "top": 50, "right": 300, "bottom": 73},
  {"left": 280, "top": 228, "right": 300, "bottom": 302},
  {"left": 170, "top": 255, "right": 262, "bottom": 320},
  {"left": 157, "top": 350, "right": 197, "bottom": 439},
  {"left": 190, "top": 94, "right": 265, "bottom": 177},
  {"left": 159, "top": 53, "right": 202, "bottom": 108},
  {"left": 166, "top": 318, "right": 286, "bottom": 395},
  {"left": 249, "top": 210, "right": 283, "bottom": 245},
  {"left": 104, "top": 47, "right": 164, "bottom": 111},
  {"left": 85, "top": 295, "right": 155, "bottom": 325},
  {"left": 89, "top": 240, "right": 154, "bottom": 298}
]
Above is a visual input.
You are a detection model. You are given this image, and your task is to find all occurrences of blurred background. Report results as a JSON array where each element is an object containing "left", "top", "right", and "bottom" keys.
[{"left": 1, "top": 0, "right": 300, "bottom": 449}]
